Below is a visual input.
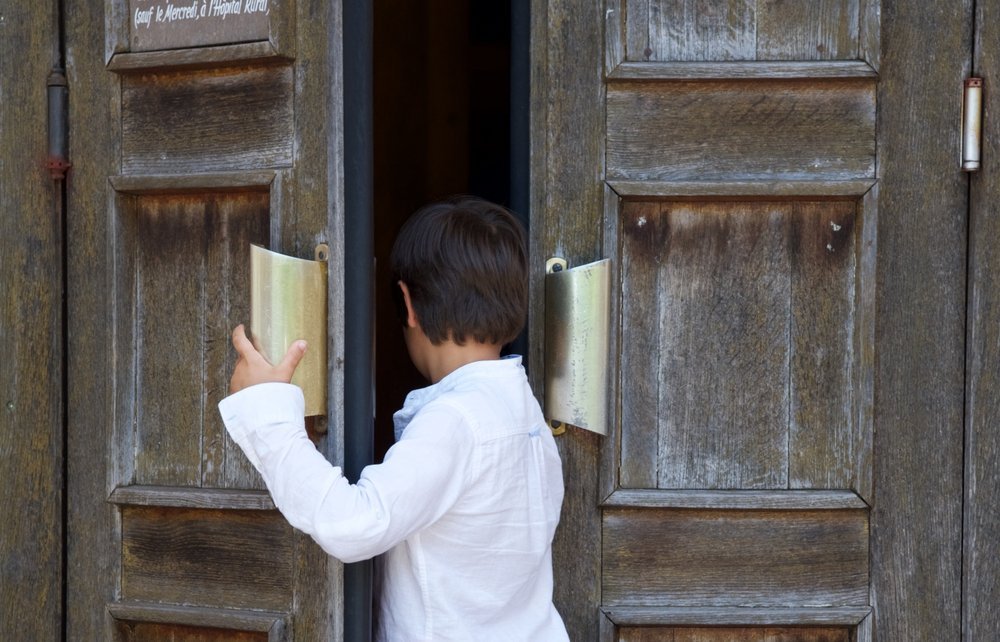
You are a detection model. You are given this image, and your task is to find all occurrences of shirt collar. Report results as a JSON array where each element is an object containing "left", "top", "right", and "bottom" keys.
[{"left": 392, "top": 355, "right": 524, "bottom": 441}]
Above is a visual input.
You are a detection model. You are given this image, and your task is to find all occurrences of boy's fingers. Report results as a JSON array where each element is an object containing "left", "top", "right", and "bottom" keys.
[
  {"left": 231, "top": 324, "right": 304, "bottom": 384},
  {"left": 231, "top": 324, "right": 259, "bottom": 360},
  {"left": 276, "top": 340, "right": 308, "bottom": 379},
  {"left": 232, "top": 324, "right": 248, "bottom": 350}
]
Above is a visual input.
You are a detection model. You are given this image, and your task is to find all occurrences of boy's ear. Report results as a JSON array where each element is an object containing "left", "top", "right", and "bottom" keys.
[{"left": 398, "top": 281, "right": 420, "bottom": 328}]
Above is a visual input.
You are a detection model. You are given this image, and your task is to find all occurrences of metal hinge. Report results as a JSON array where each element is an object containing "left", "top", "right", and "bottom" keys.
[
  {"left": 47, "top": 67, "right": 71, "bottom": 179},
  {"left": 962, "top": 77, "right": 983, "bottom": 172}
]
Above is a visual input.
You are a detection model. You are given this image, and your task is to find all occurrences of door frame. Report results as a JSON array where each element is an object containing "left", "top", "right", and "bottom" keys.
[{"left": 343, "top": 1, "right": 375, "bottom": 639}]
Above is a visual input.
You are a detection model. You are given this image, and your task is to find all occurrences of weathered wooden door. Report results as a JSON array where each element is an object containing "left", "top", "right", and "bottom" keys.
[
  {"left": 65, "top": 1, "right": 348, "bottom": 639},
  {"left": 532, "top": 2, "right": 987, "bottom": 640},
  {"left": 0, "top": 3, "right": 65, "bottom": 640},
  {"left": 965, "top": 1, "right": 1000, "bottom": 638}
]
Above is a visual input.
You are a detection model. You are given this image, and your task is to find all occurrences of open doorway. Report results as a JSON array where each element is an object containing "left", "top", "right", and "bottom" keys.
[{"left": 373, "top": 0, "right": 516, "bottom": 460}]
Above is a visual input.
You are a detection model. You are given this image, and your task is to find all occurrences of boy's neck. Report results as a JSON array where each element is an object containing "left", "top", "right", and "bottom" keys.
[{"left": 423, "top": 339, "right": 503, "bottom": 384}]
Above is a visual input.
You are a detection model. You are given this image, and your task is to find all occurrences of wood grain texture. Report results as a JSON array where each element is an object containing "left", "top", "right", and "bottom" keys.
[
  {"left": 605, "top": 0, "right": 625, "bottom": 73},
  {"left": 106, "top": 0, "right": 130, "bottom": 59},
  {"left": 122, "top": 507, "right": 293, "bottom": 610},
  {"left": 618, "top": 201, "right": 865, "bottom": 491},
  {"left": 872, "top": 2, "right": 970, "bottom": 640},
  {"left": 608, "top": 179, "right": 875, "bottom": 197},
  {"left": 111, "top": 171, "right": 277, "bottom": 193},
  {"left": 116, "top": 622, "right": 268, "bottom": 642},
  {"left": 654, "top": 202, "right": 791, "bottom": 489},
  {"left": 788, "top": 202, "right": 857, "bottom": 489},
  {"left": 531, "top": 0, "right": 607, "bottom": 639},
  {"left": 122, "top": 65, "right": 294, "bottom": 174},
  {"left": 68, "top": 0, "right": 345, "bottom": 638},
  {"left": 108, "top": 189, "right": 268, "bottom": 490},
  {"left": 112, "top": 194, "right": 140, "bottom": 491},
  {"left": 129, "top": 192, "right": 268, "bottom": 487},
  {"left": 216, "top": 195, "right": 270, "bottom": 489},
  {"left": 601, "top": 187, "right": 626, "bottom": 504},
  {"left": 624, "top": 0, "right": 650, "bottom": 62},
  {"left": 135, "top": 198, "right": 205, "bottom": 485},
  {"left": 623, "top": 0, "right": 861, "bottom": 62},
  {"left": 618, "top": 201, "right": 664, "bottom": 488},
  {"left": 110, "top": 600, "right": 284, "bottom": 631},
  {"left": 851, "top": 186, "right": 877, "bottom": 503},
  {"left": 643, "top": 0, "right": 757, "bottom": 62},
  {"left": 0, "top": 1, "right": 63, "bottom": 637},
  {"left": 618, "top": 627, "right": 850, "bottom": 642},
  {"left": 607, "top": 79, "right": 876, "bottom": 182},
  {"left": 202, "top": 199, "right": 234, "bottom": 488},
  {"left": 110, "top": 485, "right": 275, "bottom": 510},
  {"left": 66, "top": 0, "right": 124, "bottom": 634},
  {"left": 109, "top": 41, "right": 287, "bottom": 72},
  {"left": 858, "top": 0, "right": 879, "bottom": 70},
  {"left": 604, "top": 606, "right": 870, "bottom": 626},
  {"left": 286, "top": 1, "right": 345, "bottom": 639},
  {"left": 603, "top": 489, "right": 867, "bottom": 510},
  {"left": 546, "top": 0, "right": 890, "bottom": 638},
  {"left": 756, "top": 0, "right": 859, "bottom": 61},
  {"left": 608, "top": 61, "right": 877, "bottom": 81},
  {"left": 603, "top": 508, "right": 869, "bottom": 608},
  {"left": 964, "top": 0, "right": 1000, "bottom": 637}
]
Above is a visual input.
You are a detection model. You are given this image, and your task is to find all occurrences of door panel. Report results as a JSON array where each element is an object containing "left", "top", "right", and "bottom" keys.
[
  {"left": 67, "top": 1, "right": 345, "bottom": 639},
  {"left": 624, "top": 0, "right": 863, "bottom": 63},
  {"left": 534, "top": 1, "right": 967, "bottom": 640},
  {"left": 120, "top": 66, "right": 295, "bottom": 174},
  {"left": 119, "top": 506, "right": 293, "bottom": 609},
  {"left": 619, "top": 200, "right": 866, "bottom": 492},
  {"left": 602, "top": 504, "right": 868, "bottom": 607},
  {"left": 618, "top": 627, "right": 852, "bottom": 642},
  {"left": 606, "top": 79, "right": 875, "bottom": 182},
  {"left": 120, "top": 190, "right": 269, "bottom": 489}
]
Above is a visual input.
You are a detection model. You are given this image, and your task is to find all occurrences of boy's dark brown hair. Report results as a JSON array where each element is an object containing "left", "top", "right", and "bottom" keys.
[{"left": 390, "top": 196, "right": 528, "bottom": 346}]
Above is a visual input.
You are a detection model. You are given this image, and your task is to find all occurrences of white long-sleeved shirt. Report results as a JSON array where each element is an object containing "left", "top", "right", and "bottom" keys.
[{"left": 219, "top": 356, "right": 569, "bottom": 641}]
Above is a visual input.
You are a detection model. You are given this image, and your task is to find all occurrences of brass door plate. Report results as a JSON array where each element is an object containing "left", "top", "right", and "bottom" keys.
[
  {"left": 250, "top": 244, "right": 328, "bottom": 417},
  {"left": 544, "top": 257, "right": 610, "bottom": 435}
]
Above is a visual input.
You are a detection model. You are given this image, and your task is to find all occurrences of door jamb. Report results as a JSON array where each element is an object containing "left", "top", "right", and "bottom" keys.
[{"left": 343, "top": 1, "right": 374, "bottom": 640}]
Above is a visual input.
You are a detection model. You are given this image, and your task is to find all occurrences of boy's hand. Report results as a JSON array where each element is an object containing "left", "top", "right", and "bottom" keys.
[{"left": 229, "top": 324, "right": 308, "bottom": 394}]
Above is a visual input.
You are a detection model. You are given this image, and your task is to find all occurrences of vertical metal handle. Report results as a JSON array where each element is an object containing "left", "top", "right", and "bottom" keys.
[
  {"left": 543, "top": 257, "right": 611, "bottom": 436},
  {"left": 250, "top": 244, "right": 329, "bottom": 418}
]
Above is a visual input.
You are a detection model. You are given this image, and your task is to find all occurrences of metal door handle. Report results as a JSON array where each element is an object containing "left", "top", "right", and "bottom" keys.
[
  {"left": 543, "top": 257, "right": 610, "bottom": 436},
  {"left": 250, "top": 244, "right": 329, "bottom": 418}
]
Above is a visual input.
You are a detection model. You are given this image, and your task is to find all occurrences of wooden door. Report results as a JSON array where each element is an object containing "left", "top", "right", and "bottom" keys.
[
  {"left": 531, "top": 2, "right": 974, "bottom": 640},
  {"left": 0, "top": 2, "right": 65, "bottom": 639},
  {"left": 65, "top": 1, "right": 347, "bottom": 639}
]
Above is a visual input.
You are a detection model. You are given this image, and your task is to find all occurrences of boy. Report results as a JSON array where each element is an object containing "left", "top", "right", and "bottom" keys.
[{"left": 219, "top": 197, "right": 569, "bottom": 641}]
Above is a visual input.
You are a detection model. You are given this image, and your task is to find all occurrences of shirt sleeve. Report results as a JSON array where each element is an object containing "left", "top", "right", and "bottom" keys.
[{"left": 218, "top": 382, "right": 473, "bottom": 563}]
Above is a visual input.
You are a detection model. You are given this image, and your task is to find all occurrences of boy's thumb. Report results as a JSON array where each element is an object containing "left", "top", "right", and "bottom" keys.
[{"left": 277, "top": 340, "right": 308, "bottom": 379}]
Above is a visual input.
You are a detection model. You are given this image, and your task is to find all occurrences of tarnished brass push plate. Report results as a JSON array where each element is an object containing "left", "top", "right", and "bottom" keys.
[
  {"left": 250, "top": 244, "right": 328, "bottom": 417},
  {"left": 544, "top": 257, "right": 610, "bottom": 435}
]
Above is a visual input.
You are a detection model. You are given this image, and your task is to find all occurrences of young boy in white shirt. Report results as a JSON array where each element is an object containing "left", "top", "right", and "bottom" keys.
[{"left": 219, "top": 197, "right": 569, "bottom": 641}]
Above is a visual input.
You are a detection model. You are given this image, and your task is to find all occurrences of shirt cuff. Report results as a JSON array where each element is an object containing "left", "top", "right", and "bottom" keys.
[{"left": 218, "top": 382, "right": 305, "bottom": 472}]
